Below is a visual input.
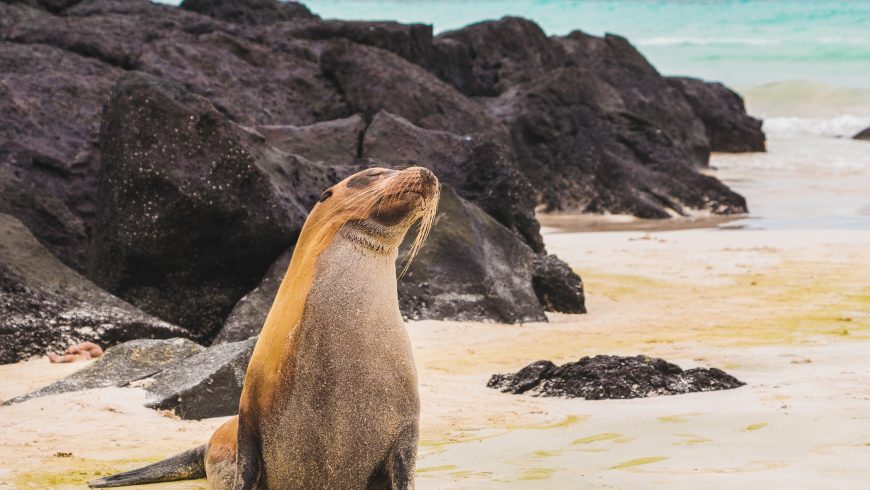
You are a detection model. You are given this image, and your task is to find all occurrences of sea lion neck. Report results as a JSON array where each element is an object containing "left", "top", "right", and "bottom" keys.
[{"left": 338, "top": 219, "right": 408, "bottom": 256}]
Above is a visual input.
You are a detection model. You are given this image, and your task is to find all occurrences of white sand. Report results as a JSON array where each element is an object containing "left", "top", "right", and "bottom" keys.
[{"left": 1, "top": 224, "right": 868, "bottom": 489}]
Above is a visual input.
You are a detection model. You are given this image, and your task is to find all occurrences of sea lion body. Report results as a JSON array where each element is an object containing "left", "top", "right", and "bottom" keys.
[{"left": 90, "top": 167, "right": 438, "bottom": 490}]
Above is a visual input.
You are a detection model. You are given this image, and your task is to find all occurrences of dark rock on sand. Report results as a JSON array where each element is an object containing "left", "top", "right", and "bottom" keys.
[
  {"left": 89, "top": 72, "right": 337, "bottom": 341},
  {"left": 180, "top": 0, "right": 315, "bottom": 26},
  {"left": 493, "top": 66, "right": 746, "bottom": 217},
  {"left": 532, "top": 255, "right": 586, "bottom": 314},
  {"left": 435, "top": 18, "right": 751, "bottom": 218},
  {"left": 144, "top": 337, "right": 256, "bottom": 419},
  {"left": 853, "top": 127, "right": 870, "bottom": 141},
  {"left": 3, "top": 338, "right": 202, "bottom": 404},
  {"left": 0, "top": 214, "right": 188, "bottom": 364},
  {"left": 214, "top": 249, "right": 291, "bottom": 344},
  {"left": 398, "top": 186, "right": 546, "bottom": 323},
  {"left": 489, "top": 355, "right": 745, "bottom": 399},
  {"left": 362, "top": 111, "right": 543, "bottom": 252},
  {"left": 252, "top": 114, "right": 366, "bottom": 167},
  {"left": 668, "top": 77, "right": 766, "bottom": 152}
]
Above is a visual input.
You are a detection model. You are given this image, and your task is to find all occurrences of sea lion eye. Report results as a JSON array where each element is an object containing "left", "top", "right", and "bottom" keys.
[{"left": 319, "top": 189, "right": 333, "bottom": 202}]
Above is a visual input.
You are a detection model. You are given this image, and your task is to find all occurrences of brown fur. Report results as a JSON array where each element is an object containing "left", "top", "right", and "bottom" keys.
[
  {"left": 89, "top": 167, "right": 438, "bottom": 490},
  {"left": 210, "top": 167, "right": 439, "bottom": 489}
]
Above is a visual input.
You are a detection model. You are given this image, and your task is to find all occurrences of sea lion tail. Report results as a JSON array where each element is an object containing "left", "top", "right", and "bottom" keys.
[{"left": 88, "top": 444, "right": 207, "bottom": 488}]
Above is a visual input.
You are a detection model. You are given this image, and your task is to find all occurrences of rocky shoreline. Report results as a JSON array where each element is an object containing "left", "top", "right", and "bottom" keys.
[{"left": 1, "top": 0, "right": 764, "bottom": 362}]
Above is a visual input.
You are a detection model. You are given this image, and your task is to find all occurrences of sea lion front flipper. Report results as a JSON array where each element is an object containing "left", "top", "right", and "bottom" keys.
[
  {"left": 386, "top": 423, "right": 419, "bottom": 490},
  {"left": 232, "top": 413, "right": 263, "bottom": 490}
]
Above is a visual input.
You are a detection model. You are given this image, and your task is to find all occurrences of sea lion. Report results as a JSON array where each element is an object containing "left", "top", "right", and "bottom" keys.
[
  {"left": 48, "top": 341, "right": 103, "bottom": 363},
  {"left": 89, "top": 166, "right": 440, "bottom": 489}
]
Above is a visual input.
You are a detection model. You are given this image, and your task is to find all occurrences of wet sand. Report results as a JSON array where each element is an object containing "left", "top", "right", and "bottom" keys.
[{"left": 1, "top": 223, "right": 868, "bottom": 489}]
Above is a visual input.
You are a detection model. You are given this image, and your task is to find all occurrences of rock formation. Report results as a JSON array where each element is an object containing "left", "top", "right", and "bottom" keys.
[{"left": 0, "top": 214, "right": 188, "bottom": 364}]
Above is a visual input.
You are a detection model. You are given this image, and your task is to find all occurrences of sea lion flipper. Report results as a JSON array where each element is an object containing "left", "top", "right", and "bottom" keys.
[
  {"left": 232, "top": 413, "right": 263, "bottom": 489},
  {"left": 385, "top": 423, "right": 418, "bottom": 490}
]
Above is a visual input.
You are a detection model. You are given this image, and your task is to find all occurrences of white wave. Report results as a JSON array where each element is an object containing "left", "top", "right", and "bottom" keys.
[
  {"left": 763, "top": 115, "right": 870, "bottom": 138},
  {"left": 638, "top": 36, "right": 781, "bottom": 46}
]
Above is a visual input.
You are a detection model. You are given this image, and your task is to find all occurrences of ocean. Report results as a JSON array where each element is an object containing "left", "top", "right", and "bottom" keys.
[{"left": 305, "top": 0, "right": 870, "bottom": 229}]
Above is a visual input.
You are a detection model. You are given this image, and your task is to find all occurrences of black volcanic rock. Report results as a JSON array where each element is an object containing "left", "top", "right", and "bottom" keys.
[
  {"left": 668, "top": 77, "right": 766, "bottom": 152},
  {"left": 398, "top": 186, "right": 546, "bottom": 323},
  {"left": 321, "top": 40, "right": 499, "bottom": 137},
  {"left": 0, "top": 0, "right": 345, "bottom": 272},
  {"left": 362, "top": 111, "right": 543, "bottom": 252},
  {"left": 89, "top": 72, "right": 337, "bottom": 341},
  {"left": 144, "top": 337, "right": 256, "bottom": 419},
  {"left": 491, "top": 67, "right": 746, "bottom": 217},
  {"left": 532, "top": 254, "right": 586, "bottom": 314},
  {"left": 434, "top": 18, "right": 752, "bottom": 217},
  {"left": 439, "top": 16, "right": 564, "bottom": 96},
  {"left": 3, "top": 338, "right": 203, "bottom": 404},
  {"left": 489, "top": 355, "right": 744, "bottom": 399},
  {"left": 181, "top": 0, "right": 314, "bottom": 25},
  {"left": 213, "top": 249, "right": 291, "bottom": 344},
  {"left": 252, "top": 114, "right": 366, "bottom": 167},
  {"left": 0, "top": 214, "right": 188, "bottom": 364},
  {"left": 0, "top": 166, "right": 87, "bottom": 268},
  {"left": 264, "top": 19, "right": 434, "bottom": 66},
  {"left": 853, "top": 127, "right": 870, "bottom": 141},
  {"left": 0, "top": 38, "right": 121, "bottom": 270}
]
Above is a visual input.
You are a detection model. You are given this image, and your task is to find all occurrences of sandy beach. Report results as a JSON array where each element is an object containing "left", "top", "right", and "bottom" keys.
[{"left": 3, "top": 202, "right": 868, "bottom": 488}]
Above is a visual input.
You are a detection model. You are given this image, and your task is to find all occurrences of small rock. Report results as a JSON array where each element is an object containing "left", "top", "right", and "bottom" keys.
[
  {"left": 853, "top": 127, "right": 870, "bottom": 141},
  {"left": 489, "top": 355, "right": 744, "bottom": 399},
  {"left": 144, "top": 337, "right": 256, "bottom": 419},
  {"left": 531, "top": 254, "right": 586, "bottom": 314}
]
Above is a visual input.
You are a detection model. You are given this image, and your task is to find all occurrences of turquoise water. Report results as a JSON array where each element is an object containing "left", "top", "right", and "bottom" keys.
[{"left": 306, "top": 0, "right": 870, "bottom": 92}]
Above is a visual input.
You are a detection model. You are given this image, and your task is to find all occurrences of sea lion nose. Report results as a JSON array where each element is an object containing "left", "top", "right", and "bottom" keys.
[{"left": 416, "top": 167, "right": 437, "bottom": 188}]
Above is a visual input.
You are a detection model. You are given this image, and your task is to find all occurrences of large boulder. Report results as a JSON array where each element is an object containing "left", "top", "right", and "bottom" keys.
[
  {"left": 491, "top": 67, "right": 746, "bottom": 217},
  {"left": 0, "top": 166, "right": 87, "bottom": 269},
  {"left": 438, "top": 17, "right": 564, "bottom": 96},
  {"left": 143, "top": 337, "right": 256, "bottom": 419},
  {"left": 0, "top": 0, "right": 347, "bottom": 272},
  {"left": 398, "top": 186, "right": 546, "bottom": 323},
  {"left": 263, "top": 19, "right": 434, "bottom": 66},
  {"left": 3, "top": 338, "right": 203, "bottom": 404},
  {"left": 362, "top": 111, "right": 543, "bottom": 252},
  {"left": 0, "top": 214, "right": 188, "bottom": 364},
  {"left": 89, "top": 72, "right": 337, "bottom": 341},
  {"left": 0, "top": 37, "right": 121, "bottom": 270},
  {"left": 180, "top": 0, "right": 315, "bottom": 25},
  {"left": 213, "top": 249, "right": 291, "bottom": 344},
  {"left": 668, "top": 77, "right": 766, "bottom": 152},
  {"left": 433, "top": 18, "right": 751, "bottom": 218},
  {"left": 320, "top": 40, "right": 498, "bottom": 137},
  {"left": 252, "top": 114, "right": 366, "bottom": 167}
]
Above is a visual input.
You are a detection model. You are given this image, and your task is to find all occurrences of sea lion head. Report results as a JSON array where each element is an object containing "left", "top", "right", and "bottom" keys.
[{"left": 306, "top": 166, "right": 440, "bottom": 269}]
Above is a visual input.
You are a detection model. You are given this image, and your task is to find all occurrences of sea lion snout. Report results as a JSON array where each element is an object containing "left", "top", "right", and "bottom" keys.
[{"left": 408, "top": 166, "right": 439, "bottom": 198}]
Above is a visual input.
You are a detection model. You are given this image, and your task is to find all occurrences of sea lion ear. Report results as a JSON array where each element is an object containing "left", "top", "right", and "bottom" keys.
[{"left": 319, "top": 189, "right": 333, "bottom": 203}]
